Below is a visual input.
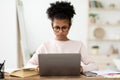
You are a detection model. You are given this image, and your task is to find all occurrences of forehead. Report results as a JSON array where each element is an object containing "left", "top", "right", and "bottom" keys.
[{"left": 53, "top": 18, "right": 69, "bottom": 25}]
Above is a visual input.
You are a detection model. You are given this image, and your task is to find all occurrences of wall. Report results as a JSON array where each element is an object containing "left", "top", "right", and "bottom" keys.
[
  {"left": 0, "top": 0, "right": 17, "bottom": 68},
  {"left": 22, "top": 0, "right": 88, "bottom": 63}
]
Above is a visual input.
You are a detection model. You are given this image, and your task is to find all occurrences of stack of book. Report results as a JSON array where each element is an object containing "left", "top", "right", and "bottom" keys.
[{"left": 89, "top": 0, "right": 103, "bottom": 8}]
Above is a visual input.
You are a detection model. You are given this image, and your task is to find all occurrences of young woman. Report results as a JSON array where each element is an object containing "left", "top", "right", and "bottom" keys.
[{"left": 27, "top": 1, "right": 98, "bottom": 73}]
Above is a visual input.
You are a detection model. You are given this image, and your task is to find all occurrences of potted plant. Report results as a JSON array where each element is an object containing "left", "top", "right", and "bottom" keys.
[
  {"left": 91, "top": 45, "right": 99, "bottom": 54},
  {"left": 89, "top": 13, "right": 98, "bottom": 24}
]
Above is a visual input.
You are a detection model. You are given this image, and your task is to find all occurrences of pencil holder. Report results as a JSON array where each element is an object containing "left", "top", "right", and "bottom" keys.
[{"left": 0, "top": 63, "right": 4, "bottom": 79}]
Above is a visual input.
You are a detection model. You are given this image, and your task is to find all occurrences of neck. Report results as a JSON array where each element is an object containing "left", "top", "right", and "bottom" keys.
[{"left": 55, "top": 38, "right": 69, "bottom": 41}]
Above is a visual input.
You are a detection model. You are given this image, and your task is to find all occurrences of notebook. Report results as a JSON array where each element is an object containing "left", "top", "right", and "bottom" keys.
[{"left": 38, "top": 53, "right": 81, "bottom": 76}]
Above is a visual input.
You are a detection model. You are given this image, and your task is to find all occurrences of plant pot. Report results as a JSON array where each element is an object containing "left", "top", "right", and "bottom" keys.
[{"left": 89, "top": 17, "right": 96, "bottom": 24}]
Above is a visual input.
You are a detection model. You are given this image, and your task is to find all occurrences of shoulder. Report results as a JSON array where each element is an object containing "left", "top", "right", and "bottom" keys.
[
  {"left": 37, "top": 39, "right": 54, "bottom": 48},
  {"left": 67, "top": 40, "right": 86, "bottom": 49},
  {"left": 69, "top": 40, "right": 83, "bottom": 45},
  {"left": 35, "top": 40, "right": 53, "bottom": 53},
  {"left": 42, "top": 39, "right": 55, "bottom": 45}
]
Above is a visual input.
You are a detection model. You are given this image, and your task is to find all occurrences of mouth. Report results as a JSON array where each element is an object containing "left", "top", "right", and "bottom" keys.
[{"left": 57, "top": 35, "right": 64, "bottom": 37}]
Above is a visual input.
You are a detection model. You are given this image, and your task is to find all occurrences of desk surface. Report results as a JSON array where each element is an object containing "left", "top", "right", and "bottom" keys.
[{"left": 2, "top": 74, "right": 120, "bottom": 80}]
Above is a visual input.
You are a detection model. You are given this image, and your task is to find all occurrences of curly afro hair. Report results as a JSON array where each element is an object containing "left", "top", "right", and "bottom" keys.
[{"left": 46, "top": 1, "right": 76, "bottom": 21}]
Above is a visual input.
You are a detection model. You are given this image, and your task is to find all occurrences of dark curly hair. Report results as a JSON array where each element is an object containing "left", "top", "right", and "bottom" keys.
[{"left": 46, "top": 1, "right": 76, "bottom": 26}]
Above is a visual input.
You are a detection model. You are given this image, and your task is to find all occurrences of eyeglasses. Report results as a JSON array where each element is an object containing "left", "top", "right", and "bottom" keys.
[{"left": 52, "top": 26, "right": 69, "bottom": 32}]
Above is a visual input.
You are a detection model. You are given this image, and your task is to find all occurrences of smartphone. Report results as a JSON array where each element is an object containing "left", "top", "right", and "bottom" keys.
[{"left": 82, "top": 71, "right": 97, "bottom": 77}]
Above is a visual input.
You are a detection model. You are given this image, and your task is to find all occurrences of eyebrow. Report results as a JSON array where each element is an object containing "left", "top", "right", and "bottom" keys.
[{"left": 53, "top": 25, "right": 69, "bottom": 28}]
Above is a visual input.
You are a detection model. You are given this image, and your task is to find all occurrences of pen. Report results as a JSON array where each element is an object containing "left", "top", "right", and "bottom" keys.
[{"left": 0, "top": 60, "right": 5, "bottom": 70}]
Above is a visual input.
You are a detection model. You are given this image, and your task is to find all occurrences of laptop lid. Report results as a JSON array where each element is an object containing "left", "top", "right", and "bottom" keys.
[{"left": 38, "top": 53, "right": 80, "bottom": 76}]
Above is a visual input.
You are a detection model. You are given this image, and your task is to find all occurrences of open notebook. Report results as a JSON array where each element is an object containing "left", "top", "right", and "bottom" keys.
[{"left": 5, "top": 66, "right": 38, "bottom": 78}]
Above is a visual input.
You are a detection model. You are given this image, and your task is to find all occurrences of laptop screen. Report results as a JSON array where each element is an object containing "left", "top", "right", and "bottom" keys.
[{"left": 38, "top": 53, "right": 81, "bottom": 76}]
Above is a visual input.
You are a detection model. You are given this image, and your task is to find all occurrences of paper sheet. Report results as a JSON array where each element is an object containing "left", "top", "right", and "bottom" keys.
[{"left": 92, "top": 69, "right": 120, "bottom": 75}]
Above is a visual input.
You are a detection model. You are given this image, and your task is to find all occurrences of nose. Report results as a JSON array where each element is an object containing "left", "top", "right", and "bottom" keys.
[{"left": 59, "top": 29, "right": 63, "bottom": 33}]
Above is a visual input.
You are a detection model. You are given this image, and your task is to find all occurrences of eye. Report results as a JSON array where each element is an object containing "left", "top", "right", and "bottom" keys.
[
  {"left": 62, "top": 26, "right": 69, "bottom": 30},
  {"left": 56, "top": 27, "right": 60, "bottom": 29},
  {"left": 62, "top": 27, "right": 67, "bottom": 29},
  {"left": 53, "top": 26, "right": 60, "bottom": 30}
]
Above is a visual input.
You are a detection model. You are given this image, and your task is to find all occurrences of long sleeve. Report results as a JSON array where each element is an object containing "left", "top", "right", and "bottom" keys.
[
  {"left": 26, "top": 40, "right": 99, "bottom": 71},
  {"left": 80, "top": 43, "right": 99, "bottom": 71},
  {"left": 26, "top": 44, "right": 45, "bottom": 67}
]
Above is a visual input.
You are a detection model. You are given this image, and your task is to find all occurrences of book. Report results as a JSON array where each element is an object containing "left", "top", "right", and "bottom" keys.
[
  {"left": 101, "top": 73, "right": 120, "bottom": 78},
  {"left": 5, "top": 67, "right": 39, "bottom": 78},
  {"left": 89, "top": 1, "right": 97, "bottom": 8}
]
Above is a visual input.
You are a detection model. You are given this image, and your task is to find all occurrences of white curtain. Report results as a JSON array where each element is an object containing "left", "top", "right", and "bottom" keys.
[{"left": 16, "top": 0, "right": 30, "bottom": 66}]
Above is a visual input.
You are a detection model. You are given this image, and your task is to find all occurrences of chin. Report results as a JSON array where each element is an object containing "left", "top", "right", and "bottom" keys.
[
  {"left": 56, "top": 36, "right": 67, "bottom": 40},
  {"left": 57, "top": 37, "right": 67, "bottom": 41},
  {"left": 57, "top": 38, "right": 64, "bottom": 40}
]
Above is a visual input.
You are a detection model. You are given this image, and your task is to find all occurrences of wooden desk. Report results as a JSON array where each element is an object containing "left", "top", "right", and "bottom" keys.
[{"left": 2, "top": 74, "right": 120, "bottom": 80}]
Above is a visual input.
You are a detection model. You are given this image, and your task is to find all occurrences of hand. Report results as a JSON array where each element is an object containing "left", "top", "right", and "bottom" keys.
[
  {"left": 35, "top": 66, "right": 39, "bottom": 72},
  {"left": 80, "top": 66, "right": 83, "bottom": 73}
]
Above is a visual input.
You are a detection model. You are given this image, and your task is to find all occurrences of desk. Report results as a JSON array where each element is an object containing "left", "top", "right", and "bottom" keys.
[{"left": 2, "top": 74, "right": 120, "bottom": 80}]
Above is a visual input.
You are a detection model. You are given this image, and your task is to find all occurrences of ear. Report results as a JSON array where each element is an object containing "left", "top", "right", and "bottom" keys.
[{"left": 68, "top": 26, "right": 71, "bottom": 30}]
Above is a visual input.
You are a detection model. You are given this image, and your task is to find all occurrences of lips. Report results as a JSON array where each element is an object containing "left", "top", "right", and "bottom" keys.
[{"left": 57, "top": 35, "right": 64, "bottom": 37}]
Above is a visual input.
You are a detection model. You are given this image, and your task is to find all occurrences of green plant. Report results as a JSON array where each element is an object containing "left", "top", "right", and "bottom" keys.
[
  {"left": 92, "top": 45, "right": 99, "bottom": 48},
  {"left": 89, "top": 13, "right": 98, "bottom": 18},
  {"left": 30, "top": 51, "right": 35, "bottom": 58}
]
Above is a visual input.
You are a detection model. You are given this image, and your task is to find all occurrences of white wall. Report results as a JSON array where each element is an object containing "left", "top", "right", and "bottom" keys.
[
  {"left": 22, "top": 0, "right": 88, "bottom": 63},
  {"left": 0, "top": 0, "right": 17, "bottom": 68}
]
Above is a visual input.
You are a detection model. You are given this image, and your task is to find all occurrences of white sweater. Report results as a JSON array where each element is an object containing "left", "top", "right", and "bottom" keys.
[{"left": 27, "top": 39, "right": 98, "bottom": 71}]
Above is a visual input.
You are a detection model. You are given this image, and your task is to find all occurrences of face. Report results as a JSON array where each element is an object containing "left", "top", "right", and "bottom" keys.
[{"left": 52, "top": 18, "right": 70, "bottom": 41}]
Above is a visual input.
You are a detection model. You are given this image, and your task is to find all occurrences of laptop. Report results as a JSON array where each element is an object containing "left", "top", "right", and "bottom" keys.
[{"left": 38, "top": 53, "right": 80, "bottom": 76}]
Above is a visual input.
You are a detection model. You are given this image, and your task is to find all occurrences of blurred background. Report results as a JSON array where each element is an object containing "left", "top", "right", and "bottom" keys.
[{"left": 0, "top": 0, "right": 120, "bottom": 71}]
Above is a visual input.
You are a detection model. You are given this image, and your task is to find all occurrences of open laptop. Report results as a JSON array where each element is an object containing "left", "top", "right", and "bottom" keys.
[{"left": 38, "top": 53, "right": 81, "bottom": 76}]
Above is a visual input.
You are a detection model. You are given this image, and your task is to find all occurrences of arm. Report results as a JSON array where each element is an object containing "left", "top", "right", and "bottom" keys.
[
  {"left": 26, "top": 44, "right": 45, "bottom": 67},
  {"left": 80, "top": 43, "right": 98, "bottom": 72}
]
